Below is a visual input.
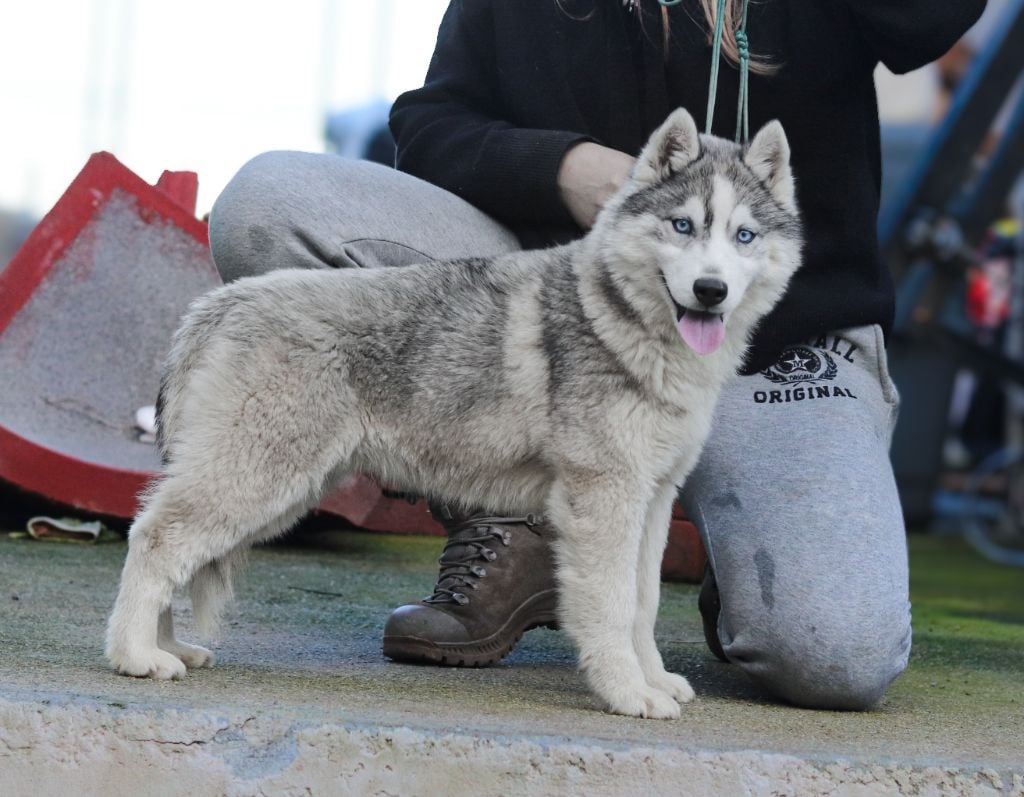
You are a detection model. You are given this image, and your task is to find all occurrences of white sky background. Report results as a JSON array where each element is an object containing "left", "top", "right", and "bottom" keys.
[
  {"left": 0, "top": 1, "right": 1007, "bottom": 222},
  {"left": 0, "top": 0, "right": 449, "bottom": 218}
]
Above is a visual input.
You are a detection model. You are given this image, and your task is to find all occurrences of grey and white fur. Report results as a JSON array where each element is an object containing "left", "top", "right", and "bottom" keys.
[{"left": 106, "top": 109, "right": 803, "bottom": 719}]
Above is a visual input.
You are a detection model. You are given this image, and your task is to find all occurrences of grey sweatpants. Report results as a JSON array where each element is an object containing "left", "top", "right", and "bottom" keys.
[{"left": 209, "top": 152, "right": 912, "bottom": 710}]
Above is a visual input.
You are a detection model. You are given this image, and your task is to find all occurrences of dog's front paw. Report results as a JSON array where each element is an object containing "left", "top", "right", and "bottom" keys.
[
  {"left": 602, "top": 683, "right": 681, "bottom": 719},
  {"left": 646, "top": 670, "right": 696, "bottom": 704},
  {"left": 159, "top": 640, "right": 215, "bottom": 669},
  {"left": 110, "top": 648, "right": 187, "bottom": 680}
]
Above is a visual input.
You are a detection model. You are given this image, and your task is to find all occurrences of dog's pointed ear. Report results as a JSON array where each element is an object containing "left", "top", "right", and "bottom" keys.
[
  {"left": 745, "top": 120, "right": 795, "bottom": 211},
  {"left": 632, "top": 108, "right": 701, "bottom": 185}
]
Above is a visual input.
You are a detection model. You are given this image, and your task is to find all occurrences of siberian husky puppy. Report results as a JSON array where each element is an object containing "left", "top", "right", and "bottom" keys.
[{"left": 106, "top": 108, "right": 802, "bottom": 719}]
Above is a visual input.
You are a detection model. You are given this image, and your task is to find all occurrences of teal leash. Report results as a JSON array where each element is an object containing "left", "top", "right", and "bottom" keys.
[
  {"left": 656, "top": 0, "right": 751, "bottom": 145},
  {"left": 734, "top": 0, "right": 750, "bottom": 144},
  {"left": 702, "top": 0, "right": 728, "bottom": 136}
]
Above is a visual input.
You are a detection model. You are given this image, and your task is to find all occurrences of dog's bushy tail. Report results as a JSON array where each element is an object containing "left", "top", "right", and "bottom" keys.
[
  {"left": 189, "top": 548, "right": 247, "bottom": 637},
  {"left": 156, "top": 287, "right": 238, "bottom": 464}
]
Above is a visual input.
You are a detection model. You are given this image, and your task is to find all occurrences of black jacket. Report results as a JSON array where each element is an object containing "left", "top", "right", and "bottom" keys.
[{"left": 390, "top": 0, "right": 984, "bottom": 372}]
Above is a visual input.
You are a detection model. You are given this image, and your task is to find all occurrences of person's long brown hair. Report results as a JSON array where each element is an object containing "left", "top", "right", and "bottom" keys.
[
  {"left": 556, "top": 0, "right": 774, "bottom": 75},
  {"left": 697, "top": 0, "right": 768, "bottom": 74}
]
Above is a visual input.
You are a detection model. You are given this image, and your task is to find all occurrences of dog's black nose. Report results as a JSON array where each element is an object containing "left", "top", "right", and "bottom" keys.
[{"left": 693, "top": 278, "right": 728, "bottom": 308}]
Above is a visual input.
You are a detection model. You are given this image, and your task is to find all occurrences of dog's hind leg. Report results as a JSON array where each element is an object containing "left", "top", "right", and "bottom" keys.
[
  {"left": 150, "top": 489, "right": 325, "bottom": 671},
  {"left": 186, "top": 546, "right": 247, "bottom": 639},
  {"left": 105, "top": 465, "right": 332, "bottom": 679},
  {"left": 548, "top": 474, "right": 681, "bottom": 720},
  {"left": 633, "top": 480, "right": 695, "bottom": 704},
  {"left": 153, "top": 542, "right": 249, "bottom": 669},
  {"left": 184, "top": 495, "right": 318, "bottom": 641},
  {"left": 157, "top": 607, "right": 214, "bottom": 669},
  {"left": 105, "top": 497, "right": 195, "bottom": 680}
]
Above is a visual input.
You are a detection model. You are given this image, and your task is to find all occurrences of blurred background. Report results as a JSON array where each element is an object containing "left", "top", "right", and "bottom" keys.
[
  {"left": 0, "top": 0, "right": 1014, "bottom": 257},
  {"left": 1, "top": 0, "right": 1023, "bottom": 569},
  {"left": 0, "top": 0, "right": 449, "bottom": 260}
]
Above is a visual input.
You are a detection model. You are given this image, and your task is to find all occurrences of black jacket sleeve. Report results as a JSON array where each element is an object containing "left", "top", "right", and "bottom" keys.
[
  {"left": 389, "top": 0, "right": 590, "bottom": 227},
  {"left": 839, "top": 0, "right": 987, "bottom": 74}
]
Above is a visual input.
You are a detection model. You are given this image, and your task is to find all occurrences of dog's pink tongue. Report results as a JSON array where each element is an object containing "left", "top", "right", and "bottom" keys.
[{"left": 677, "top": 311, "right": 725, "bottom": 355}]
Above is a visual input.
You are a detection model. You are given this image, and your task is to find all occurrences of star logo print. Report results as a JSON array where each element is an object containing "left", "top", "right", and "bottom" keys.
[{"left": 780, "top": 350, "right": 813, "bottom": 372}]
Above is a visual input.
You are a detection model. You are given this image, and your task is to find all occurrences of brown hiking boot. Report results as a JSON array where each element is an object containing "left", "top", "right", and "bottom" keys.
[{"left": 382, "top": 503, "right": 559, "bottom": 666}]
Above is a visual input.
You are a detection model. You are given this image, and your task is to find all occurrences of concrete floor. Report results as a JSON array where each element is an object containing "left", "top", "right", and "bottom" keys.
[{"left": 0, "top": 530, "right": 1021, "bottom": 796}]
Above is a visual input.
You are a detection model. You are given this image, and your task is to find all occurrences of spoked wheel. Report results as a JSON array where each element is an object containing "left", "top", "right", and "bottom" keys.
[{"left": 964, "top": 446, "right": 1024, "bottom": 567}]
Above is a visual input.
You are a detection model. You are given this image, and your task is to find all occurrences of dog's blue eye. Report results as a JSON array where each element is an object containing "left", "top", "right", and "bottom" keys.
[
  {"left": 672, "top": 218, "right": 693, "bottom": 235},
  {"left": 736, "top": 228, "right": 757, "bottom": 244}
]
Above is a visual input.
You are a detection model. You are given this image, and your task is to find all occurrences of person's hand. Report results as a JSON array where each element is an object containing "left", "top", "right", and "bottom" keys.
[{"left": 557, "top": 142, "right": 636, "bottom": 230}]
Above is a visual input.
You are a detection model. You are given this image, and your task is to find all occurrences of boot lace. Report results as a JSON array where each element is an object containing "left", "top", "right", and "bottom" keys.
[{"left": 423, "top": 514, "right": 540, "bottom": 605}]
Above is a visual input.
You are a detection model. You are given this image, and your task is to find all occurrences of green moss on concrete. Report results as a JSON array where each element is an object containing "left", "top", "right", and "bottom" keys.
[
  {"left": 1, "top": 527, "right": 1022, "bottom": 768},
  {"left": 887, "top": 535, "right": 1024, "bottom": 714},
  {"left": 909, "top": 535, "right": 1024, "bottom": 647},
  {"left": 291, "top": 527, "right": 442, "bottom": 570}
]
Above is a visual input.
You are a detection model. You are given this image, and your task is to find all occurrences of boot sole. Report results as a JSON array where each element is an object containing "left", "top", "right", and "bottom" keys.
[
  {"left": 698, "top": 565, "right": 730, "bottom": 663},
  {"left": 382, "top": 589, "right": 559, "bottom": 667}
]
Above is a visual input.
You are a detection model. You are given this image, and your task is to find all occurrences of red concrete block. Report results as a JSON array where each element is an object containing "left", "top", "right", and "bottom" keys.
[
  {"left": 155, "top": 170, "right": 199, "bottom": 211},
  {"left": 0, "top": 153, "right": 216, "bottom": 517},
  {"left": 0, "top": 152, "right": 440, "bottom": 535},
  {"left": 317, "top": 475, "right": 442, "bottom": 535},
  {"left": 661, "top": 516, "right": 706, "bottom": 583}
]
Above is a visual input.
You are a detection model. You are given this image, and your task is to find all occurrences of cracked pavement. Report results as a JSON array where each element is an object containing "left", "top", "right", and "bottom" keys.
[{"left": 1, "top": 530, "right": 1022, "bottom": 795}]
